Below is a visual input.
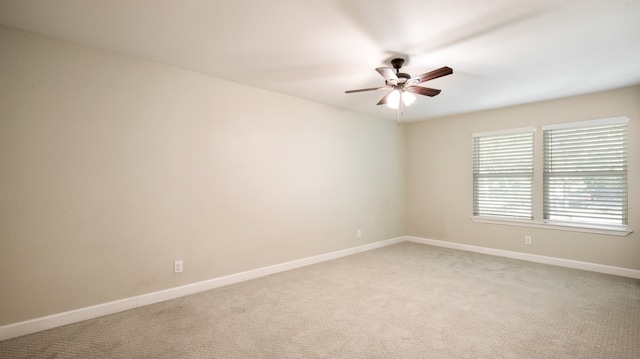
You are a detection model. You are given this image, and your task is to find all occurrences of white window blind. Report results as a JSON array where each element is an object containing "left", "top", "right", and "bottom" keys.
[
  {"left": 473, "top": 129, "right": 534, "bottom": 220},
  {"left": 543, "top": 118, "right": 628, "bottom": 227}
]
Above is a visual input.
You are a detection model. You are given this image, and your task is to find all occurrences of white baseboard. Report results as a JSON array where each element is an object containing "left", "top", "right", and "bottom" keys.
[
  {"left": 406, "top": 236, "right": 640, "bottom": 280},
  {"left": 0, "top": 237, "right": 404, "bottom": 341},
  {"left": 4, "top": 235, "right": 637, "bottom": 341}
]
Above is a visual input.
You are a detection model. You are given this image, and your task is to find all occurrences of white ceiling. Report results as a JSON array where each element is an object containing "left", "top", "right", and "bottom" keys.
[{"left": 1, "top": 0, "right": 639, "bottom": 122}]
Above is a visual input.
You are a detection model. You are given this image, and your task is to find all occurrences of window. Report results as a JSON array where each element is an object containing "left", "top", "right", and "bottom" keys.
[
  {"left": 473, "top": 129, "right": 534, "bottom": 220},
  {"left": 473, "top": 117, "right": 629, "bottom": 233},
  {"left": 543, "top": 118, "right": 628, "bottom": 228}
]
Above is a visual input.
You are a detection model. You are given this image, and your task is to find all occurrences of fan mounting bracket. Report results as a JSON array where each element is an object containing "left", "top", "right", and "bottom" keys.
[{"left": 390, "top": 58, "right": 405, "bottom": 71}]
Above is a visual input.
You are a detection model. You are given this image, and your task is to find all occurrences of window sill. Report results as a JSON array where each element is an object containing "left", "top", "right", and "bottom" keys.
[{"left": 471, "top": 216, "right": 633, "bottom": 236}]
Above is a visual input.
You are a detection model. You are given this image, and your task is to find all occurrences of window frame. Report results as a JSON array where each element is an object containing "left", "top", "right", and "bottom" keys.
[
  {"left": 471, "top": 117, "right": 631, "bottom": 236},
  {"left": 542, "top": 117, "right": 628, "bottom": 230},
  {"left": 472, "top": 127, "right": 535, "bottom": 221}
]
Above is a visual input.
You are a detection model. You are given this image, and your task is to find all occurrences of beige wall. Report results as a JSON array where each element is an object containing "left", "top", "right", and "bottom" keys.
[
  {"left": 0, "top": 26, "right": 406, "bottom": 325},
  {"left": 406, "top": 85, "right": 640, "bottom": 270},
  {"left": 2, "top": 24, "right": 638, "bottom": 328}
]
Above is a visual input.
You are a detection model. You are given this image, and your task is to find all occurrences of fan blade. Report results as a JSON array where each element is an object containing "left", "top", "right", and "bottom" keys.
[
  {"left": 345, "top": 87, "right": 386, "bottom": 94},
  {"left": 405, "top": 86, "right": 442, "bottom": 97},
  {"left": 376, "top": 67, "right": 398, "bottom": 83},
  {"left": 409, "top": 66, "right": 453, "bottom": 84},
  {"left": 377, "top": 91, "right": 393, "bottom": 105}
]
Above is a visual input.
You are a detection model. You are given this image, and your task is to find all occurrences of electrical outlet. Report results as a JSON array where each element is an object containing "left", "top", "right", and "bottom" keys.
[
  {"left": 174, "top": 260, "right": 183, "bottom": 274},
  {"left": 524, "top": 236, "right": 532, "bottom": 245},
  {"left": 357, "top": 229, "right": 362, "bottom": 238}
]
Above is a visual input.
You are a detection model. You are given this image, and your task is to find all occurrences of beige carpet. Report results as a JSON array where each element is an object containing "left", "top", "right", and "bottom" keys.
[{"left": 1, "top": 242, "right": 639, "bottom": 358}]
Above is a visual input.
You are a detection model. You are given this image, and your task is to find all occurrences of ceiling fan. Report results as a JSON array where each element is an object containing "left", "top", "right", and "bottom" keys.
[{"left": 345, "top": 58, "right": 453, "bottom": 117}]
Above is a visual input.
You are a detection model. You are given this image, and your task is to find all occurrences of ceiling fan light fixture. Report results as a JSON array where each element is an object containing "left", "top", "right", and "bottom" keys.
[
  {"left": 402, "top": 91, "right": 416, "bottom": 106},
  {"left": 386, "top": 90, "right": 416, "bottom": 109},
  {"left": 387, "top": 90, "right": 400, "bottom": 109},
  {"left": 345, "top": 58, "right": 452, "bottom": 115}
]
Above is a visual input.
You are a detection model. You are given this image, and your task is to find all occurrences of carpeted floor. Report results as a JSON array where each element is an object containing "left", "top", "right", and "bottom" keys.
[{"left": 1, "top": 242, "right": 639, "bottom": 358}]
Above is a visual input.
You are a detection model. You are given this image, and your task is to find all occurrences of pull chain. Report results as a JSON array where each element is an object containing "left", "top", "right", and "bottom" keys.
[{"left": 397, "top": 91, "right": 403, "bottom": 126}]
